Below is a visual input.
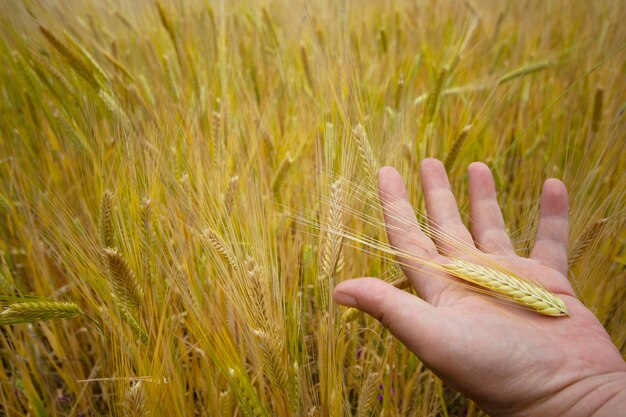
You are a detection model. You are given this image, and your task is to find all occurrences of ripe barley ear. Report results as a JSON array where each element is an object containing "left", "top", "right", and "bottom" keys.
[
  {"left": 442, "top": 259, "right": 568, "bottom": 316},
  {"left": 0, "top": 301, "right": 83, "bottom": 325}
]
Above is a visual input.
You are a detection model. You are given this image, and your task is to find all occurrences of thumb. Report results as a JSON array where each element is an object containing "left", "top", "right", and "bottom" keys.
[{"left": 333, "top": 278, "right": 441, "bottom": 352}]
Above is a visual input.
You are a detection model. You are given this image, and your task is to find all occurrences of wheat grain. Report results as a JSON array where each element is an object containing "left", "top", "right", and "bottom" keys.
[
  {"left": 442, "top": 258, "right": 568, "bottom": 316},
  {"left": 0, "top": 301, "right": 82, "bottom": 325}
]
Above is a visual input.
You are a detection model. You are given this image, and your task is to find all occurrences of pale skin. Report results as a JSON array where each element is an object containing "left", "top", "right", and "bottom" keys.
[{"left": 333, "top": 158, "right": 626, "bottom": 416}]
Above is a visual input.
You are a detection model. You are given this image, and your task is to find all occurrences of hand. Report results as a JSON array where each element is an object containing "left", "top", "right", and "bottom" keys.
[{"left": 333, "top": 158, "right": 626, "bottom": 416}]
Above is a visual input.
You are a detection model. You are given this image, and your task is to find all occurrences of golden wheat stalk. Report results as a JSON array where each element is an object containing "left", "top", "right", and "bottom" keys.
[
  {"left": 356, "top": 372, "right": 380, "bottom": 417},
  {"left": 591, "top": 87, "right": 604, "bottom": 133},
  {"left": 569, "top": 218, "right": 608, "bottom": 268},
  {"left": 352, "top": 124, "right": 378, "bottom": 193},
  {"left": 212, "top": 111, "right": 222, "bottom": 168},
  {"left": 224, "top": 175, "right": 239, "bottom": 212},
  {"left": 39, "top": 26, "right": 99, "bottom": 89},
  {"left": 442, "top": 258, "right": 568, "bottom": 316},
  {"left": 444, "top": 125, "right": 471, "bottom": 171},
  {"left": 104, "top": 248, "right": 143, "bottom": 313},
  {"left": 497, "top": 60, "right": 552, "bottom": 84},
  {"left": 202, "top": 227, "right": 239, "bottom": 270},
  {"left": 271, "top": 153, "right": 294, "bottom": 194},
  {"left": 253, "top": 328, "right": 288, "bottom": 392},
  {"left": 124, "top": 382, "right": 147, "bottom": 417},
  {"left": 0, "top": 301, "right": 83, "bottom": 325},
  {"left": 245, "top": 256, "right": 272, "bottom": 329},
  {"left": 317, "top": 180, "right": 344, "bottom": 310},
  {"left": 100, "top": 190, "right": 115, "bottom": 248},
  {"left": 227, "top": 368, "right": 266, "bottom": 417}
]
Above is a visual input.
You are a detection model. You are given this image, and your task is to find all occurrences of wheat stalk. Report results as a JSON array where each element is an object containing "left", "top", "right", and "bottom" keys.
[
  {"left": 442, "top": 258, "right": 568, "bottom": 316},
  {"left": 352, "top": 124, "right": 378, "bottom": 194},
  {"left": 227, "top": 368, "right": 266, "bottom": 417},
  {"left": 497, "top": 60, "right": 552, "bottom": 84},
  {"left": 444, "top": 125, "right": 471, "bottom": 171},
  {"left": 104, "top": 248, "right": 143, "bottom": 314},
  {"left": 271, "top": 153, "right": 294, "bottom": 194},
  {"left": 591, "top": 87, "right": 603, "bottom": 133},
  {"left": 569, "top": 218, "right": 608, "bottom": 268},
  {"left": 317, "top": 179, "right": 344, "bottom": 311},
  {"left": 245, "top": 256, "right": 272, "bottom": 330},
  {"left": 224, "top": 175, "right": 239, "bottom": 212},
  {"left": 39, "top": 26, "right": 99, "bottom": 89},
  {"left": 212, "top": 111, "right": 222, "bottom": 168},
  {"left": 202, "top": 227, "right": 239, "bottom": 270},
  {"left": 356, "top": 371, "right": 380, "bottom": 417},
  {"left": 100, "top": 190, "right": 115, "bottom": 249},
  {"left": 0, "top": 301, "right": 82, "bottom": 325},
  {"left": 253, "top": 328, "right": 288, "bottom": 392},
  {"left": 124, "top": 382, "right": 147, "bottom": 417}
]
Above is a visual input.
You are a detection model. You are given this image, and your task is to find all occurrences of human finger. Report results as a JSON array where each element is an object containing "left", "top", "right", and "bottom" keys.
[{"left": 468, "top": 162, "right": 515, "bottom": 254}]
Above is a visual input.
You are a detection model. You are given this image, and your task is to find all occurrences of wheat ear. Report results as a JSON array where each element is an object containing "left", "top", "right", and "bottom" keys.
[
  {"left": 356, "top": 372, "right": 380, "bottom": 417},
  {"left": 497, "top": 60, "right": 552, "bottom": 84},
  {"left": 227, "top": 368, "right": 266, "bottom": 417},
  {"left": 352, "top": 124, "right": 378, "bottom": 194},
  {"left": 100, "top": 190, "right": 115, "bottom": 248},
  {"left": 271, "top": 153, "right": 294, "bottom": 194},
  {"left": 124, "top": 382, "right": 147, "bottom": 417},
  {"left": 444, "top": 125, "right": 471, "bottom": 171},
  {"left": 253, "top": 329, "right": 289, "bottom": 392},
  {"left": 569, "top": 218, "right": 607, "bottom": 268},
  {"left": 442, "top": 258, "right": 568, "bottom": 316},
  {"left": 104, "top": 248, "right": 143, "bottom": 313},
  {"left": 0, "top": 301, "right": 83, "bottom": 325},
  {"left": 203, "top": 227, "right": 239, "bottom": 270},
  {"left": 317, "top": 179, "right": 344, "bottom": 311}
]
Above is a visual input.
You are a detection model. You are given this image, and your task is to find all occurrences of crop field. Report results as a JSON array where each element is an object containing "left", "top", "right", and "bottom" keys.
[{"left": 0, "top": 0, "right": 624, "bottom": 415}]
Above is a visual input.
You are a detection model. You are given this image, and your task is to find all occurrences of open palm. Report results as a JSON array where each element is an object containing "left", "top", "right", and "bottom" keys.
[{"left": 333, "top": 158, "right": 626, "bottom": 416}]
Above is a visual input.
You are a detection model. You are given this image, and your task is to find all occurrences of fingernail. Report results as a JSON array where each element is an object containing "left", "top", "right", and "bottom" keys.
[{"left": 333, "top": 291, "right": 358, "bottom": 307}]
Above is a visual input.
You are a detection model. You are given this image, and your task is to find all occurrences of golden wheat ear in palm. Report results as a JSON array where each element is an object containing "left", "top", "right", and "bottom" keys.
[{"left": 442, "top": 258, "right": 569, "bottom": 317}]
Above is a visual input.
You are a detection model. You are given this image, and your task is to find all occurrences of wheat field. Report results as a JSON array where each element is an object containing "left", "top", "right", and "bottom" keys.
[{"left": 0, "top": 0, "right": 624, "bottom": 415}]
